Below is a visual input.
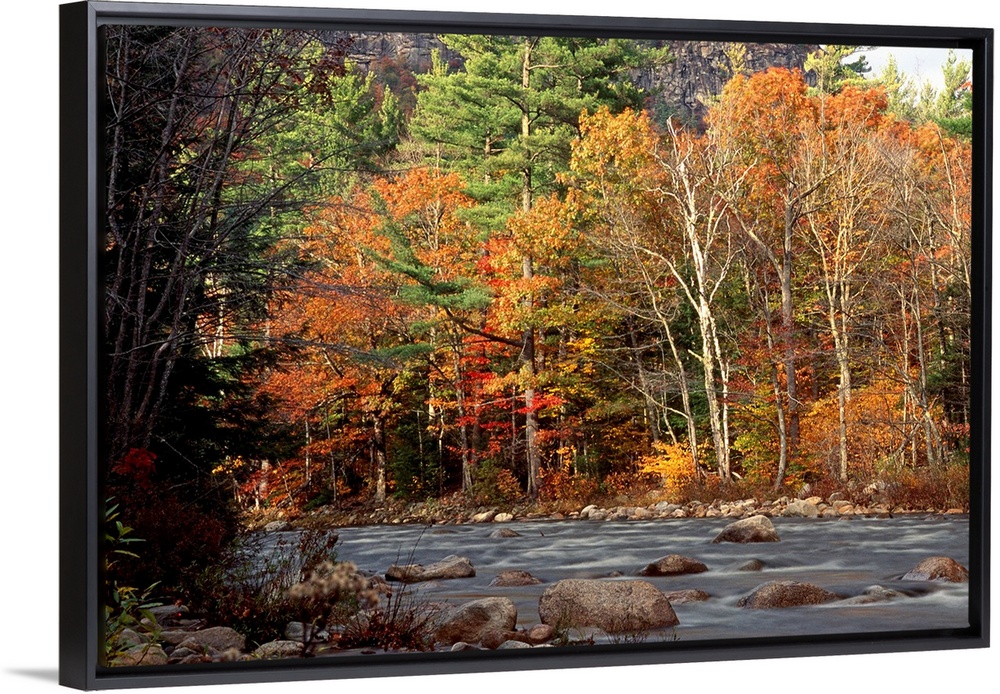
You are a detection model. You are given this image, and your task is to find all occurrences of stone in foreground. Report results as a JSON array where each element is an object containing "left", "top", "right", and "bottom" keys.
[
  {"left": 738, "top": 580, "right": 840, "bottom": 609},
  {"left": 901, "top": 556, "right": 969, "bottom": 583},
  {"left": 712, "top": 515, "right": 781, "bottom": 543},
  {"left": 386, "top": 555, "right": 475, "bottom": 583},
  {"left": 538, "top": 579, "right": 679, "bottom": 633},
  {"left": 638, "top": 554, "right": 708, "bottom": 576},
  {"left": 435, "top": 597, "right": 517, "bottom": 645},
  {"left": 252, "top": 640, "right": 305, "bottom": 659},
  {"left": 111, "top": 644, "right": 169, "bottom": 667}
]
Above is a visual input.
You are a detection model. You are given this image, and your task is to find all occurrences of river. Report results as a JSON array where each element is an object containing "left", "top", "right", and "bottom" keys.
[{"left": 274, "top": 514, "right": 969, "bottom": 645}]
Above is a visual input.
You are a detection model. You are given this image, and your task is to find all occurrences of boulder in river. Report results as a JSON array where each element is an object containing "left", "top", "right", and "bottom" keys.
[
  {"left": 538, "top": 579, "right": 679, "bottom": 633},
  {"left": 491, "top": 570, "right": 542, "bottom": 587},
  {"left": 840, "top": 585, "right": 907, "bottom": 605},
  {"left": 737, "top": 580, "right": 840, "bottom": 609},
  {"left": 737, "top": 558, "right": 766, "bottom": 572},
  {"left": 490, "top": 527, "right": 521, "bottom": 538},
  {"left": 901, "top": 556, "right": 969, "bottom": 583},
  {"left": 712, "top": 515, "right": 781, "bottom": 543},
  {"left": 638, "top": 554, "right": 708, "bottom": 576},
  {"left": 663, "top": 589, "right": 710, "bottom": 604},
  {"left": 386, "top": 555, "right": 475, "bottom": 583},
  {"left": 435, "top": 597, "right": 517, "bottom": 646}
]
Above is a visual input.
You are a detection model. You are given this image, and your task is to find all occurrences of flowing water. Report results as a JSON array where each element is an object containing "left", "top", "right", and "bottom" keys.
[{"left": 274, "top": 515, "right": 970, "bottom": 644}]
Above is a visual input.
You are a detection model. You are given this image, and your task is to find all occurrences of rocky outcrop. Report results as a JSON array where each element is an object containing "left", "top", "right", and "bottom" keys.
[
  {"left": 386, "top": 555, "right": 475, "bottom": 583},
  {"left": 329, "top": 33, "right": 814, "bottom": 129},
  {"left": 538, "top": 579, "right": 679, "bottom": 633},
  {"left": 901, "top": 557, "right": 969, "bottom": 583},
  {"left": 712, "top": 515, "right": 781, "bottom": 543},
  {"left": 641, "top": 41, "right": 815, "bottom": 125},
  {"left": 435, "top": 597, "right": 518, "bottom": 646},
  {"left": 638, "top": 554, "right": 708, "bottom": 576},
  {"left": 738, "top": 581, "right": 840, "bottom": 609}
]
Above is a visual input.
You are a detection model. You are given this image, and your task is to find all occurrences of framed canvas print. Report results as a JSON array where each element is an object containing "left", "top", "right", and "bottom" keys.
[{"left": 59, "top": 0, "right": 991, "bottom": 690}]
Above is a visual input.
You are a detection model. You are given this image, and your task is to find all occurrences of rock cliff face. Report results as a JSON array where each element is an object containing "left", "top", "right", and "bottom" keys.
[
  {"left": 642, "top": 41, "right": 815, "bottom": 124},
  {"left": 326, "top": 32, "right": 816, "bottom": 125}
]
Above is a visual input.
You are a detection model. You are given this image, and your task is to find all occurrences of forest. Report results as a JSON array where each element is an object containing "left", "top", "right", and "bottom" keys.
[{"left": 102, "top": 26, "right": 973, "bottom": 596}]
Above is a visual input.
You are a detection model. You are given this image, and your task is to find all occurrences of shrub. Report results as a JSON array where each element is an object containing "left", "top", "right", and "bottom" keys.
[
  {"left": 287, "top": 561, "right": 381, "bottom": 655},
  {"left": 191, "top": 528, "right": 340, "bottom": 646},
  {"left": 106, "top": 481, "right": 238, "bottom": 596},
  {"left": 875, "top": 462, "right": 970, "bottom": 511},
  {"left": 638, "top": 442, "right": 697, "bottom": 499},
  {"left": 338, "top": 582, "right": 441, "bottom": 652},
  {"left": 537, "top": 468, "right": 600, "bottom": 504},
  {"left": 469, "top": 459, "right": 522, "bottom": 505},
  {"left": 103, "top": 500, "right": 163, "bottom": 664}
]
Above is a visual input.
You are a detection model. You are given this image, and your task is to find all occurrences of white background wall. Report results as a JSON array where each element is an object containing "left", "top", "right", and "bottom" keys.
[{"left": 1, "top": 1, "right": 994, "bottom": 692}]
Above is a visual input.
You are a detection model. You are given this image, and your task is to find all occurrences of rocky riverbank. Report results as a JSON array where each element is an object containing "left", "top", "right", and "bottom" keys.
[{"left": 268, "top": 489, "right": 968, "bottom": 532}]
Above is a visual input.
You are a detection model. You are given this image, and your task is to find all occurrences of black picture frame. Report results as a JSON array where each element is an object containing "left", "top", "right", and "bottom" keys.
[{"left": 59, "top": 1, "right": 992, "bottom": 690}]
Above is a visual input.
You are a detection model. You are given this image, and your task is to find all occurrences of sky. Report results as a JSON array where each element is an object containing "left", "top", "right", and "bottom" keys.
[{"left": 863, "top": 46, "right": 973, "bottom": 91}]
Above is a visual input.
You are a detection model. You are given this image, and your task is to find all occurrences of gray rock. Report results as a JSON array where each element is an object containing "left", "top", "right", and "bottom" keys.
[
  {"left": 737, "top": 558, "right": 766, "bottom": 572},
  {"left": 158, "top": 630, "right": 195, "bottom": 646},
  {"left": 538, "top": 579, "right": 679, "bottom": 633},
  {"left": 176, "top": 636, "right": 211, "bottom": 654},
  {"left": 252, "top": 640, "right": 305, "bottom": 659},
  {"left": 490, "top": 527, "right": 521, "bottom": 538},
  {"left": 590, "top": 510, "right": 609, "bottom": 521},
  {"left": 840, "top": 585, "right": 907, "bottom": 605},
  {"left": 472, "top": 510, "right": 497, "bottom": 523},
  {"left": 115, "top": 628, "right": 147, "bottom": 649},
  {"left": 663, "top": 589, "right": 710, "bottom": 604},
  {"left": 490, "top": 570, "right": 542, "bottom": 587},
  {"left": 712, "top": 515, "right": 781, "bottom": 543},
  {"left": 901, "top": 556, "right": 969, "bottom": 583},
  {"left": 175, "top": 653, "right": 212, "bottom": 665},
  {"left": 783, "top": 499, "right": 820, "bottom": 518},
  {"left": 184, "top": 626, "right": 246, "bottom": 652},
  {"left": 738, "top": 581, "right": 840, "bottom": 609},
  {"left": 167, "top": 647, "right": 199, "bottom": 660},
  {"left": 111, "top": 644, "right": 169, "bottom": 667},
  {"left": 580, "top": 504, "right": 599, "bottom": 518},
  {"left": 497, "top": 639, "right": 532, "bottom": 649},
  {"left": 435, "top": 597, "right": 517, "bottom": 645},
  {"left": 494, "top": 512, "right": 514, "bottom": 523},
  {"left": 631, "top": 507, "right": 654, "bottom": 520},
  {"left": 263, "top": 520, "right": 292, "bottom": 532},
  {"left": 147, "top": 604, "right": 189, "bottom": 621},
  {"left": 450, "top": 641, "right": 478, "bottom": 651},
  {"left": 526, "top": 624, "right": 555, "bottom": 644},
  {"left": 387, "top": 555, "right": 476, "bottom": 583},
  {"left": 638, "top": 554, "right": 708, "bottom": 576}
]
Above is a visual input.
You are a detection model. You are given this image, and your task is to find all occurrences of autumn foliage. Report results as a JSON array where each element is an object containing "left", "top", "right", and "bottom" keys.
[{"left": 105, "top": 27, "right": 972, "bottom": 523}]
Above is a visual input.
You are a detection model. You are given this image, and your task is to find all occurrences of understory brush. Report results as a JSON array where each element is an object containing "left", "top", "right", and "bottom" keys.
[{"left": 190, "top": 528, "right": 339, "bottom": 646}]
